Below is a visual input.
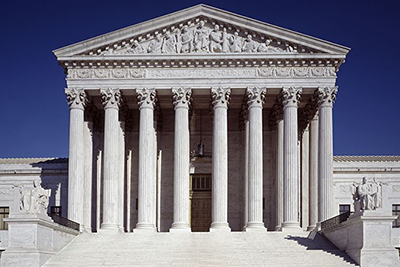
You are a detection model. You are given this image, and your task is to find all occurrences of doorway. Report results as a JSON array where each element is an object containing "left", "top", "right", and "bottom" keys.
[{"left": 190, "top": 174, "right": 212, "bottom": 232}]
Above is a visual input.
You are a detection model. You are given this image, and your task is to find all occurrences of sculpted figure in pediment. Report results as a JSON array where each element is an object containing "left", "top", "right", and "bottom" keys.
[
  {"left": 258, "top": 39, "right": 280, "bottom": 53},
  {"left": 242, "top": 35, "right": 258, "bottom": 52},
  {"left": 162, "top": 31, "right": 176, "bottom": 54},
  {"left": 228, "top": 32, "right": 242, "bottom": 53},
  {"left": 128, "top": 40, "right": 146, "bottom": 54},
  {"left": 148, "top": 34, "right": 163, "bottom": 54},
  {"left": 178, "top": 26, "right": 193, "bottom": 53},
  {"left": 209, "top": 25, "right": 223, "bottom": 53},
  {"left": 285, "top": 43, "right": 297, "bottom": 53},
  {"left": 194, "top": 21, "right": 209, "bottom": 52},
  {"left": 221, "top": 28, "right": 230, "bottom": 53}
]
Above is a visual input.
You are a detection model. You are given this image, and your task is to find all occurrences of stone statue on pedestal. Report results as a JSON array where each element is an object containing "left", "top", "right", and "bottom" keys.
[
  {"left": 17, "top": 178, "right": 51, "bottom": 215},
  {"left": 352, "top": 177, "right": 383, "bottom": 211}
]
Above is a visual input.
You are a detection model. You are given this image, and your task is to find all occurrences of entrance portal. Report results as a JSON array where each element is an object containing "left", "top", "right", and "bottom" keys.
[{"left": 190, "top": 174, "right": 212, "bottom": 232}]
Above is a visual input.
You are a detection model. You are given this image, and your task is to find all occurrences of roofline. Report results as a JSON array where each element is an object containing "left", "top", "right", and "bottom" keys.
[{"left": 53, "top": 4, "right": 350, "bottom": 58}]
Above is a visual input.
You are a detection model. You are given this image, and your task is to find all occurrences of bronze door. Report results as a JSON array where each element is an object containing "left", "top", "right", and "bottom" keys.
[{"left": 190, "top": 174, "right": 212, "bottom": 232}]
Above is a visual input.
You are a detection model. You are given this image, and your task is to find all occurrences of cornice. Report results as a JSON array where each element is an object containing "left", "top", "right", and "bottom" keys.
[{"left": 59, "top": 54, "right": 345, "bottom": 74}]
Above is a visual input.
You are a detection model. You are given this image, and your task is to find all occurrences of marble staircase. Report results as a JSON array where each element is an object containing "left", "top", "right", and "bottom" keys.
[{"left": 44, "top": 230, "right": 358, "bottom": 266}]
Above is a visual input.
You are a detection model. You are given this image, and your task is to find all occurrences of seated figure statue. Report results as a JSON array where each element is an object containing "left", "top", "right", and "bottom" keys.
[
  {"left": 352, "top": 177, "right": 382, "bottom": 211},
  {"left": 18, "top": 178, "right": 51, "bottom": 215}
]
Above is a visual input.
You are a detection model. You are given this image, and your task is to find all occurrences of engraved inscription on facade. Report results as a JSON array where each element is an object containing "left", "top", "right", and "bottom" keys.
[{"left": 67, "top": 67, "right": 336, "bottom": 79}]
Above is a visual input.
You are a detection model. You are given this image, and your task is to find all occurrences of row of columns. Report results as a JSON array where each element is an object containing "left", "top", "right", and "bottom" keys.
[
  {"left": 270, "top": 86, "right": 338, "bottom": 230},
  {"left": 65, "top": 85, "right": 337, "bottom": 232}
]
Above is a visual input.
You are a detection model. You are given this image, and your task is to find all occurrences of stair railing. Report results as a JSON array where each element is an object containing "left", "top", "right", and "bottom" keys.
[{"left": 320, "top": 211, "right": 353, "bottom": 232}]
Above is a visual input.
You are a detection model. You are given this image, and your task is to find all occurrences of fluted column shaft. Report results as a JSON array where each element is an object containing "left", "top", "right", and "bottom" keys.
[
  {"left": 171, "top": 88, "right": 191, "bottom": 231},
  {"left": 317, "top": 87, "right": 337, "bottom": 222},
  {"left": 65, "top": 88, "right": 87, "bottom": 229},
  {"left": 136, "top": 88, "right": 157, "bottom": 231},
  {"left": 308, "top": 113, "right": 318, "bottom": 230},
  {"left": 100, "top": 89, "right": 122, "bottom": 230},
  {"left": 211, "top": 88, "right": 231, "bottom": 231},
  {"left": 245, "top": 87, "right": 266, "bottom": 231},
  {"left": 240, "top": 105, "right": 249, "bottom": 229},
  {"left": 118, "top": 121, "right": 125, "bottom": 231},
  {"left": 276, "top": 117, "right": 284, "bottom": 230},
  {"left": 83, "top": 120, "right": 93, "bottom": 232},
  {"left": 282, "top": 87, "right": 302, "bottom": 229}
]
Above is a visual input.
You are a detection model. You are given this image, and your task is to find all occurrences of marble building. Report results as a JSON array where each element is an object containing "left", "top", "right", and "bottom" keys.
[
  {"left": 53, "top": 4, "right": 350, "bottom": 233},
  {"left": 0, "top": 4, "right": 399, "bottom": 267}
]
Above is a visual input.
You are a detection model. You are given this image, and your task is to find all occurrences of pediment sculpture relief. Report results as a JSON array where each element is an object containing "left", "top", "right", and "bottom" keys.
[
  {"left": 352, "top": 177, "right": 383, "bottom": 211},
  {"left": 92, "top": 20, "right": 313, "bottom": 56}
]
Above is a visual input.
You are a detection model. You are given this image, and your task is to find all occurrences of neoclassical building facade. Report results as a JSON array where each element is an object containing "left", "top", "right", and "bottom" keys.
[{"left": 53, "top": 4, "right": 350, "bottom": 233}]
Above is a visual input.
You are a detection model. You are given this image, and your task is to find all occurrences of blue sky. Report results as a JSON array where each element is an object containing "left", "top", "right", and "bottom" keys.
[{"left": 0, "top": 0, "right": 399, "bottom": 157}]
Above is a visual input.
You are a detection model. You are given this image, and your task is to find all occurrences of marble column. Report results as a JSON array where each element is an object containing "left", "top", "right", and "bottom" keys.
[
  {"left": 83, "top": 118, "right": 93, "bottom": 232},
  {"left": 118, "top": 121, "right": 125, "bottom": 231},
  {"left": 245, "top": 87, "right": 267, "bottom": 231},
  {"left": 272, "top": 103, "right": 284, "bottom": 231},
  {"left": 240, "top": 104, "right": 249, "bottom": 229},
  {"left": 308, "top": 112, "right": 319, "bottom": 231},
  {"left": 100, "top": 88, "right": 122, "bottom": 230},
  {"left": 65, "top": 88, "right": 87, "bottom": 228},
  {"left": 210, "top": 87, "right": 231, "bottom": 231},
  {"left": 316, "top": 86, "right": 338, "bottom": 222},
  {"left": 170, "top": 88, "right": 192, "bottom": 231},
  {"left": 301, "top": 127, "right": 310, "bottom": 229},
  {"left": 281, "top": 87, "right": 302, "bottom": 229},
  {"left": 135, "top": 88, "right": 157, "bottom": 231}
]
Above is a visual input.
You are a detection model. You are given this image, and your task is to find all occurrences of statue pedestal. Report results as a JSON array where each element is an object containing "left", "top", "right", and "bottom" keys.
[
  {"left": 346, "top": 212, "right": 399, "bottom": 267},
  {"left": 1, "top": 214, "right": 78, "bottom": 267},
  {"left": 323, "top": 211, "right": 399, "bottom": 267}
]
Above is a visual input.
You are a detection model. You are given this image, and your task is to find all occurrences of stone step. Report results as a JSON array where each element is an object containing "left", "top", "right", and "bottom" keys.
[{"left": 44, "top": 231, "right": 358, "bottom": 267}]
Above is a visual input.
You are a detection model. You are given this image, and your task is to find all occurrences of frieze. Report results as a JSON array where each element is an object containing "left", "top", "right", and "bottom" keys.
[{"left": 67, "top": 67, "right": 336, "bottom": 80}]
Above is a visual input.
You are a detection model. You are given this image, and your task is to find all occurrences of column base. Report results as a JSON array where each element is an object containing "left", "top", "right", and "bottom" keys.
[
  {"left": 274, "top": 225, "right": 282, "bottom": 231},
  {"left": 134, "top": 223, "right": 156, "bottom": 233},
  {"left": 210, "top": 222, "right": 231, "bottom": 232},
  {"left": 307, "top": 225, "right": 316, "bottom": 231},
  {"left": 100, "top": 223, "right": 119, "bottom": 232},
  {"left": 281, "top": 221, "right": 301, "bottom": 229},
  {"left": 245, "top": 222, "right": 266, "bottom": 232},
  {"left": 170, "top": 222, "right": 191, "bottom": 232}
]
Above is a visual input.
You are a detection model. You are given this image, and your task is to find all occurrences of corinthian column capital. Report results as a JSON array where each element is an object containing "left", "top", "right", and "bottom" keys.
[
  {"left": 136, "top": 88, "right": 157, "bottom": 110},
  {"left": 172, "top": 88, "right": 192, "bottom": 109},
  {"left": 315, "top": 86, "right": 338, "bottom": 107},
  {"left": 280, "top": 87, "right": 302, "bottom": 108},
  {"left": 100, "top": 88, "right": 122, "bottom": 110},
  {"left": 246, "top": 87, "right": 266, "bottom": 108},
  {"left": 211, "top": 87, "right": 231, "bottom": 109},
  {"left": 65, "top": 88, "right": 88, "bottom": 110}
]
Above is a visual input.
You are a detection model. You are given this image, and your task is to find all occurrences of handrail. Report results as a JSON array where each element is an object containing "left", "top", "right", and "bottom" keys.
[
  {"left": 320, "top": 211, "right": 352, "bottom": 232},
  {"left": 49, "top": 213, "right": 80, "bottom": 232}
]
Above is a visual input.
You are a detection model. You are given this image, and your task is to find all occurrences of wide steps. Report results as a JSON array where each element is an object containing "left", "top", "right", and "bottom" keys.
[{"left": 44, "top": 231, "right": 358, "bottom": 266}]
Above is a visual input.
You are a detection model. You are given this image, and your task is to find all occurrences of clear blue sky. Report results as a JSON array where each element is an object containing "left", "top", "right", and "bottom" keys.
[{"left": 0, "top": 0, "right": 399, "bottom": 158}]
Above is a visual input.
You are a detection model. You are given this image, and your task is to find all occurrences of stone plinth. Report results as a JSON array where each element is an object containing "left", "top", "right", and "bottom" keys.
[
  {"left": 1, "top": 214, "right": 78, "bottom": 267},
  {"left": 323, "top": 211, "right": 399, "bottom": 267}
]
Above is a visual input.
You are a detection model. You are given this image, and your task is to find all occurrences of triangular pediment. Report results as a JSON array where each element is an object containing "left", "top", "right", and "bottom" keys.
[{"left": 53, "top": 4, "right": 349, "bottom": 59}]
